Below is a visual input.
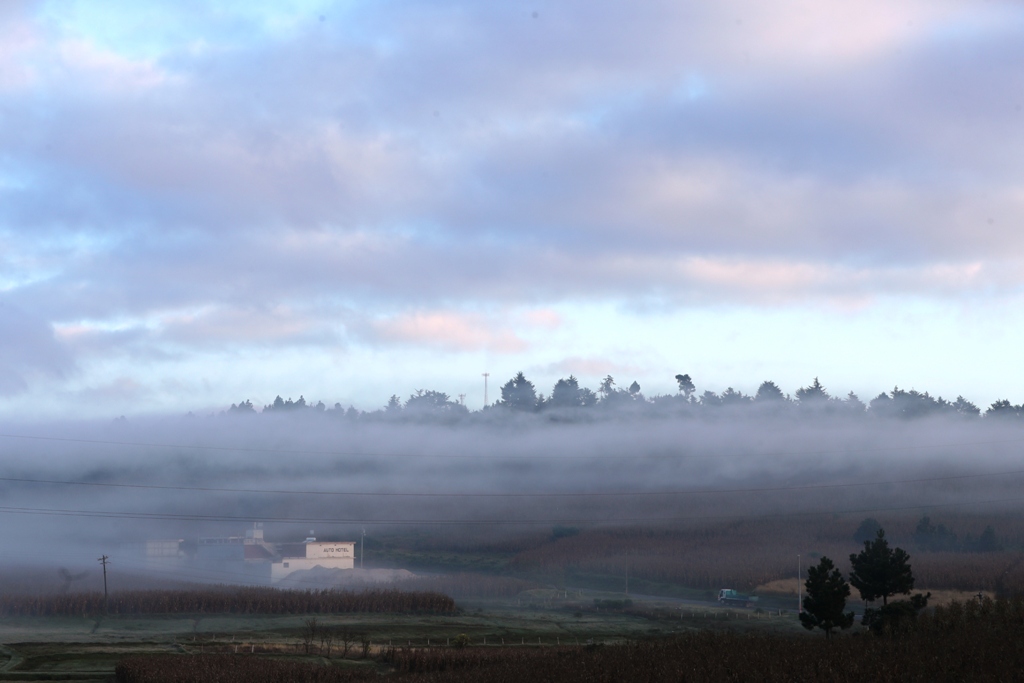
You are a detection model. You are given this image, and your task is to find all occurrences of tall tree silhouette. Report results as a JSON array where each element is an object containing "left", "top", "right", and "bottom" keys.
[
  {"left": 755, "top": 381, "right": 785, "bottom": 402},
  {"left": 795, "top": 377, "right": 830, "bottom": 404},
  {"left": 500, "top": 372, "right": 537, "bottom": 411},
  {"left": 799, "top": 556, "right": 854, "bottom": 639},
  {"left": 849, "top": 529, "right": 914, "bottom": 606},
  {"left": 549, "top": 376, "right": 583, "bottom": 408},
  {"left": 674, "top": 374, "right": 695, "bottom": 398}
]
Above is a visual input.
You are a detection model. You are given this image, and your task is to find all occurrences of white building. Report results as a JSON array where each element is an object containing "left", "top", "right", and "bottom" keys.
[
  {"left": 270, "top": 539, "right": 356, "bottom": 582},
  {"left": 121, "top": 539, "right": 186, "bottom": 572}
]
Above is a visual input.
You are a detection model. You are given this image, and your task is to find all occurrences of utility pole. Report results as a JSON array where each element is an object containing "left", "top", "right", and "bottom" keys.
[
  {"left": 98, "top": 555, "right": 109, "bottom": 614},
  {"left": 361, "top": 528, "right": 365, "bottom": 569},
  {"left": 797, "top": 554, "right": 801, "bottom": 614},
  {"left": 482, "top": 373, "right": 489, "bottom": 408}
]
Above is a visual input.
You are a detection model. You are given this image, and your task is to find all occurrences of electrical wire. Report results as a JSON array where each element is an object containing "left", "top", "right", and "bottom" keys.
[
  {"left": 1, "top": 430, "right": 1021, "bottom": 461},
  {"left": 0, "top": 495, "right": 1021, "bottom": 526},
  {"left": 0, "top": 467, "right": 1022, "bottom": 498}
]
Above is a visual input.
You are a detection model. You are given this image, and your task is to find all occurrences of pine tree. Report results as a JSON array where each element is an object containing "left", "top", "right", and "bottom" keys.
[
  {"left": 799, "top": 556, "right": 854, "bottom": 639},
  {"left": 849, "top": 528, "right": 929, "bottom": 634},
  {"left": 849, "top": 529, "right": 914, "bottom": 605},
  {"left": 500, "top": 372, "right": 537, "bottom": 411}
]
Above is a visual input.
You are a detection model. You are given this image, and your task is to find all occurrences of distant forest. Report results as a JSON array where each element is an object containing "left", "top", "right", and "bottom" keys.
[{"left": 224, "top": 373, "right": 1023, "bottom": 423}]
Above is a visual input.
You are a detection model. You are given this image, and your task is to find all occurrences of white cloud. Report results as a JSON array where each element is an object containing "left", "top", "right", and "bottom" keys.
[
  {"left": 2, "top": 0, "right": 1024, "bottom": 412},
  {"left": 367, "top": 310, "right": 528, "bottom": 354}
]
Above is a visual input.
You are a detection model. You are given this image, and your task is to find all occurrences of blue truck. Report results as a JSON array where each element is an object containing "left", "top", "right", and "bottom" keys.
[{"left": 718, "top": 589, "right": 759, "bottom": 607}]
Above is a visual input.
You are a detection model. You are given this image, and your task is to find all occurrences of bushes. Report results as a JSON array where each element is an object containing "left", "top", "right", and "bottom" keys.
[{"left": 0, "top": 587, "right": 455, "bottom": 617}]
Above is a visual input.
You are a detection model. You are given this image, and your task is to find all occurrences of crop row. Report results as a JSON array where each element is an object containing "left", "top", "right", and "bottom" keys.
[{"left": 0, "top": 587, "right": 455, "bottom": 617}]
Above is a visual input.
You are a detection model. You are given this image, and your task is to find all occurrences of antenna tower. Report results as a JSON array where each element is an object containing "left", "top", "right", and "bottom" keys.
[
  {"left": 482, "top": 373, "right": 490, "bottom": 407},
  {"left": 797, "top": 554, "right": 802, "bottom": 614}
]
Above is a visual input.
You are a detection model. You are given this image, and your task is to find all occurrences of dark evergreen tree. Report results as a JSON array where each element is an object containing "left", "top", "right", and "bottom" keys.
[
  {"left": 405, "top": 389, "right": 467, "bottom": 415},
  {"left": 720, "top": 387, "right": 750, "bottom": 406},
  {"left": 952, "top": 395, "right": 981, "bottom": 417},
  {"left": 850, "top": 528, "right": 929, "bottom": 634},
  {"left": 264, "top": 395, "right": 307, "bottom": 411},
  {"left": 986, "top": 399, "right": 1019, "bottom": 419},
  {"left": 912, "top": 516, "right": 959, "bottom": 552},
  {"left": 853, "top": 518, "right": 882, "bottom": 544},
  {"left": 799, "top": 556, "right": 855, "bottom": 639},
  {"left": 755, "top": 380, "right": 785, "bottom": 402},
  {"left": 228, "top": 400, "right": 255, "bottom": 414},
  {"left": 549, "top": 376, "right": 583, "bottom": 408},
  {"left": 500, "top": 372, "right": 537, "bottom": 411},
  {"left": 869, "top": 392, "right": 894, "bottom": 417},
  {"left": 976, "top": 525, "right": 1002, "bottom": 552},
  {"left": 844, "top": 391, "right": 866, "bottom": 413},
  {"left": 888, "top": 387, "right": 941, "bottom": 418},
  {"left": 964, "top": 525, "right": 1002, "bottom": 553},
  {"left": 699, "top": 390, "right": 722, "bottom": 407},
  {"left": 795, "top": 377, "right": 830, "bottom": 404},
  {"left": 595, "top": 375, "right": 637, "bottom": 409},
  {"left": 849, "top": 529, "right": 915, "bottom": 605}
]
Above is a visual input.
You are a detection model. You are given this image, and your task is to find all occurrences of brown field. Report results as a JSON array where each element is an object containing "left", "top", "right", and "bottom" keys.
[{"left": 500, "top": 511, "right": 1024, "bottom": 595}]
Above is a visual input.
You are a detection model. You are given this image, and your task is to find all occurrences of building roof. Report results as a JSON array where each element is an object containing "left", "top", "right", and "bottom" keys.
[{"left": 244, "top": 544, "right": 275, "bottom": 560}]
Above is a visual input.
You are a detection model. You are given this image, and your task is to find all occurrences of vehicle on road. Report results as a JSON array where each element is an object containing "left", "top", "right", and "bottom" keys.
[{"left": 718, "top": 589, "right": 759, "bottom": 607}]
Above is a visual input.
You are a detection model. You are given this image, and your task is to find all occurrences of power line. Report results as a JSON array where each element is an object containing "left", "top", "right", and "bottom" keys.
[
  {"left": 0, "top": 467, "right": 1023, "bottom": 499},
  {"left": 1, "top": 431, "right": 1022, "bottom": 461},
  {"left": 0, "top": 495, "right": 1021, "bottom": 526}
]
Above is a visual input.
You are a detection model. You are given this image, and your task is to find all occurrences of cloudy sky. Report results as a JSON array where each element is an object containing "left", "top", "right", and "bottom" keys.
[{"left": 1, "top": 0, "right": 1023, "bottom": 418}]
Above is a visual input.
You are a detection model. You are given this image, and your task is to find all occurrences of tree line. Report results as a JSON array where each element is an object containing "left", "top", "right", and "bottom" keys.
[
  {"left": 224, "top": 372, "right": 1024, "bottom": 423},
  {"left": 853, "top": 516, "right": 1002, "bottom": 554}
]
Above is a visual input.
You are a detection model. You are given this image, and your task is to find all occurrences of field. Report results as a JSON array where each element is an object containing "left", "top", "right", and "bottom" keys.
[
  {"left": 360, "top": 509, "right": 1024, "bottom": 598},
  {"left": 0, "top": 595, "right": 1011, "bottom": 682},
  {"left": 0, "top": 591, "right": 799, "bottom": 681},
  {"left": 2, "top": 508, "right": 1023, "bottom": 680}
]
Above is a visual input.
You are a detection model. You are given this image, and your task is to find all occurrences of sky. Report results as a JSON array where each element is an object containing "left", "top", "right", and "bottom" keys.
[{"left": 2, "top": 0, "right": 1024, "bottom": 418}]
